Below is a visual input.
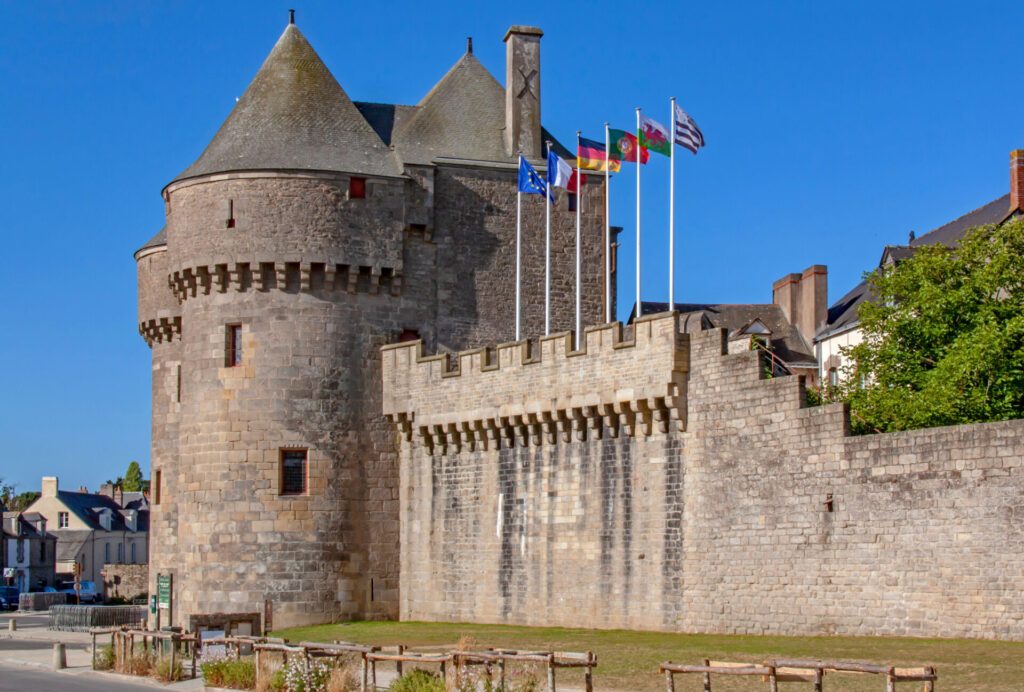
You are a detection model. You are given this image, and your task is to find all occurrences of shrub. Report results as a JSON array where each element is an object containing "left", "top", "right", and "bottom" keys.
[
  {"left": 388, "top": 669, "right": 445, "bottom": 692},
  {"left": 155, "top": 655, "right": 184, "bottom": 682},
  {"left": 94, "top": 645, "right": 115, "bottom": 671},
  {"left": 202, "top": 656, "right": 257, "bottom": 689},
  {"left": 127, "top": 652, "right": 154, "bottom": 677},
  {"left": 327, "top": 664, "right": 360, "bottom": 692},
  {"left": 266, "top": 658, "right": 333, "bottom": 692}
]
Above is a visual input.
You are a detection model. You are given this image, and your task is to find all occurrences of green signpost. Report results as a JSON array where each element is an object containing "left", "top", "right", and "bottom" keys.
[{"left": 156, "top": 573, "right": 172, "bottom": 629}]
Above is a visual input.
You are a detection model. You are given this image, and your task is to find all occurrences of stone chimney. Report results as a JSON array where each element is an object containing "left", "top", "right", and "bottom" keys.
[
  {"left": 772, "top": 265, "right": 828, "bottom": 345},
  {"left": 504, "top": 26, "right": 543, "bottom": 159},
  {"left": 41, "top": 476, "right": 58, "bottom": 498},
  {"left": 1011, "top": 150, "right": 1024, "bottom": 213}
]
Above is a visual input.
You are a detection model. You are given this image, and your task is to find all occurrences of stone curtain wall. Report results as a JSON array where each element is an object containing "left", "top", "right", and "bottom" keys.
[{"left": 385, "top": 312, "right": 1024, "bottom": 639}]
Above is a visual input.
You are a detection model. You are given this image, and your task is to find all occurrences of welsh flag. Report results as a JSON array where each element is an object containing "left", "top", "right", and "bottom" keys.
[
  {"left": 608, "top": 129, "right": 650, "bottom": 164},
  {"left": 638, "top": 114, "right": 671, "bottom": 157}
]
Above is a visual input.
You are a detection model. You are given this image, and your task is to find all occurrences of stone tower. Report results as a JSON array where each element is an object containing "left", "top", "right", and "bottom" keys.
[{"left": 136, "top": 17, "right": 609, "bottom": 630}]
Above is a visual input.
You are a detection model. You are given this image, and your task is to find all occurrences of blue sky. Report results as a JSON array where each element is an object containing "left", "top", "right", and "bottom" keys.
[{"left": 1, "top": 1, "right": 1022, "bottom": 492}]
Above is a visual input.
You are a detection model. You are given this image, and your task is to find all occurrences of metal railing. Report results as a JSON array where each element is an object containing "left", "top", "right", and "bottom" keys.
[{"left": 48, "top": 604, "right": 146, "bottom": 631}]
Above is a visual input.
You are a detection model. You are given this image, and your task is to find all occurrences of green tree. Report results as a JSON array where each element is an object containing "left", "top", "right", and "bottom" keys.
[
  {"left": 123, "top": 461, "right": 145, "bottom": 492},
  {"left": 840, "top": 218, "right": 1024, "bottom": 433},
  {"left": 9, "top": 491, "right": 40, "bottom": 512}
]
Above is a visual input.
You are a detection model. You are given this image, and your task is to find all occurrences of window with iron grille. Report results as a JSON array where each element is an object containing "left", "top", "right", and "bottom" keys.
[
  {"left": 281, "top": 450, "right": 308, "bottom": 496},
  {"left": 226, "top": 324, "right": 242, "bottom": 367}
]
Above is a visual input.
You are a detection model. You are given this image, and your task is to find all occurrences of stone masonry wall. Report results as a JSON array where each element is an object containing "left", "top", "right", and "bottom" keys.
[
  {"left": 433, "top": 165, "right": 607, "bottom": 351},
  {"left": 384, "top": 312, "right": 1024, "bottom": 639},
  {"left": 102, "top": 563, "right": 149, "bottom": 601}
]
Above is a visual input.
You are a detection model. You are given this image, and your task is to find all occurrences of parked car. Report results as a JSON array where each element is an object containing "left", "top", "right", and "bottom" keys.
[
  {"left": 59, "top": 581, "right": 100, "bottom": 604},
  {"left": 0, "top": 586, "right": 20, "bottom": 611}
]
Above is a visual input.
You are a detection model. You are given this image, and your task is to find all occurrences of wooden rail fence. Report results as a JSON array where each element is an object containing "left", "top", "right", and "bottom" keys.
[{"left": 660, "top": 657, "right": 937, "bottom": 691}]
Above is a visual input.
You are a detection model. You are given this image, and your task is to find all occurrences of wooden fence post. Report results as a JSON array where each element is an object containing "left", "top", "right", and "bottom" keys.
[
  {"left": 664, "top": 669, "right": 675, "bottom": 692},
  {"left": 360, "top": 654, "right": 368, "bottom": 692},
  {"left": 702, "top": 658, "right": 712, "bottom": 692},
  {"left": 886, "top": 667, "right": 896, "bottom": 692},
  {"left": 814, "top": 668, "right": 823, "bottom": 692},
  {"left": 397, "top": 644, "right": 404, "bottom": 678},
  {"left": 767, "top": 666, "right": 778, "bottom": 692},
  {"left": 547, "top": 653, "right": 556, "bottom": 692},
  {"left": 924, "top": 666, "right": 936, "bottom": 692}
]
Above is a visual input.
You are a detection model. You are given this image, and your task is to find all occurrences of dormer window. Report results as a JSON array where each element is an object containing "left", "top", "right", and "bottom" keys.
[{"left": 349, "top": 177, "right": 366, "bottom": 199}]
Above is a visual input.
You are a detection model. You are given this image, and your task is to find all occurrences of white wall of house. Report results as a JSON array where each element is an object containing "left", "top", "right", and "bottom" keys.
[{"left": 817, "top": 326, "right": 863, "bottom": 384}]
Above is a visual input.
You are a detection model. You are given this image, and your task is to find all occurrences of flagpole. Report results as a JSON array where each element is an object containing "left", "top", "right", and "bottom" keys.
[
  {"left": 669, "top": 96, "right": 676, "bottom": 312},
  {"left": 575, "top": 130, "right": 582, "bottom": 350},
  {"left": 516, "top": 154, "right": 522, "bottom": 341},
  {"left": 635, "top": 107, "right": 642, "bottom": 322},
  {"left": 545, "top": 141, "right": 552, "bottom": 336},
  {"left": 604, "top": 122, "right": 611, "bottom": 324}
]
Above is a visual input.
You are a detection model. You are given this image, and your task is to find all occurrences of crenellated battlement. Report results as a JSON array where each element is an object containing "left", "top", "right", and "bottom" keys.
[
  {"left": 139, "top": 316, "right": 182, "bottom": 346},
  {"left": 168, "top": 260, "right": 402, "bottom": 301},
  {"left": 382, "top": 313, "right": 688, "bottom": 453}
]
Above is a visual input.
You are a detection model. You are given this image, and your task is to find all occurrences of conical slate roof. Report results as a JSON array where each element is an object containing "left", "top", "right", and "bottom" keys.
[
  {"left": 171, "top": 23, "right": 401, "bottom": 184},
  {"left": 392, "top": 52, "right": 509, "bottom": 165}
]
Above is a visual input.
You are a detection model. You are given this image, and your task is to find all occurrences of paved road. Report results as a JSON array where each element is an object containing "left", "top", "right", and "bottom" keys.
[
  {"left": 0, "top": 614, "right": 49, "bottom": 630},
  {"left": 0, "top": 663, "right": 156, "bottom": 691}
]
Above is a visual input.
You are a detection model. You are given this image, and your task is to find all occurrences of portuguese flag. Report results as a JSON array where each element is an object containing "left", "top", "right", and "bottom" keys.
[
  {"left": 609, "top": 129, "right": 650, "bottom": 164},
  {"left": 578, "top": 137, "right": 621, "bottom": 172}
]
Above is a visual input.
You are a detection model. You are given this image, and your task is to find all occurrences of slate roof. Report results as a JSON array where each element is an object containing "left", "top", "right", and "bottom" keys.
[
  {"left": 171, "top": 23, "right": 401, "bottom": 184},
  {"left": 392, "top": 52, "right": 509, "bottom": 165},
  {"left": 819, "top": 192, "right": 1015, "bottom": 340},
  {"left": 633, "top": 301, "right": 817, "bottom": 366},
  {"left": 51, "top": 491, "right": 147, "bottom": 533},
  {"left": 135, "top": 227, "right": 166, "bottom": 256},
  {"left": 909, "top": 193, "right": 1011, "bottom": 248},
  {"left": 2, "top": 512, "right": 50, "bottom": 539},
  {"left": 55, "top": 530, "right": 92, "bottom": 562}
]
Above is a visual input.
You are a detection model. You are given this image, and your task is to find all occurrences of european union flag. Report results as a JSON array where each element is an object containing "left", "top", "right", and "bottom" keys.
[{"left": 518, "top": 156, "right": 548, "bottom": 197}]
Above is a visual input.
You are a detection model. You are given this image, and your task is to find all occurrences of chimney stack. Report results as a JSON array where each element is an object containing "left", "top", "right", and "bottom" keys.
[
  {"left": 1011, "top": 150, "right": 1024, "bottom": 213},
  {"left": 504, "top": 26, "right": 543, "bottom": 159},
  {"left": 772, "top": 265, "right": 828, "bottom": 345},
  {"left": 41, "top": 476, "right": 58, "bottom": 498}
]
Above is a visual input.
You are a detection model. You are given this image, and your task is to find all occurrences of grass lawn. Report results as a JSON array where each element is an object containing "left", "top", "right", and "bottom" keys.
[{"left": 273, "top": 620, "right": 1024, "bottom": 690}]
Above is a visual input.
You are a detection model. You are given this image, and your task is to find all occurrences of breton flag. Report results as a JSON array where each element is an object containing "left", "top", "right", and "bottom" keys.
[{"left": 673, "top": 103, "right": 705, "bottom": 154}]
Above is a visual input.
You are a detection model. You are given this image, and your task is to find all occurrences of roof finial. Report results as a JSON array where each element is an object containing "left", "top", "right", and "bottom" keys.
[
  {"left": 467, "top": 36, "right": 473, "bottom": 54},
  {"left": 289, "top": 9, "right": 295, "bottom": 24}
]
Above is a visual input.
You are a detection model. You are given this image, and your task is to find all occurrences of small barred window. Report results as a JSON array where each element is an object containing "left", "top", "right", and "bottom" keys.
[{"left": 281, "top": 450, "right": 308, "bottom": 496}]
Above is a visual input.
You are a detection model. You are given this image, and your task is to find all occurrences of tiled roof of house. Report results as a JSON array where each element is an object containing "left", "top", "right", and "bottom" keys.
[
  {"left": 55, "top": 530, "right": 93, "bottom": 562},
  {"left": 634, "top": 301, "right": 817, "bottom": 366},
  {"left": 54, "top": 491, "right": 146, "bottom": 533},
  {"left": 820, "top": 192, "right": 1015, "bottom": 339}
]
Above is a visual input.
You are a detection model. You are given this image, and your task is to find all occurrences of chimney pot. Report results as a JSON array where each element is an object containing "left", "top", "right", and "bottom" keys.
[
  {"left": 467, "top": 36, "right": 473, "bottom": 54},
  {"left": 772, "top": 265, "right": 828, "bottom": 345},
  {"left": 1011, "top": 150, "right": 1024, "bottom": 213},
  {"left": 289, "top": 9, "right": 295, "bottom": 25}
]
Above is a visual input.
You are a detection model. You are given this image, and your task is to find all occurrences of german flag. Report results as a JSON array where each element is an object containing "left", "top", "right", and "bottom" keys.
[{"left": 577, "top": 137, "right": 621, "bottom": 172}]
